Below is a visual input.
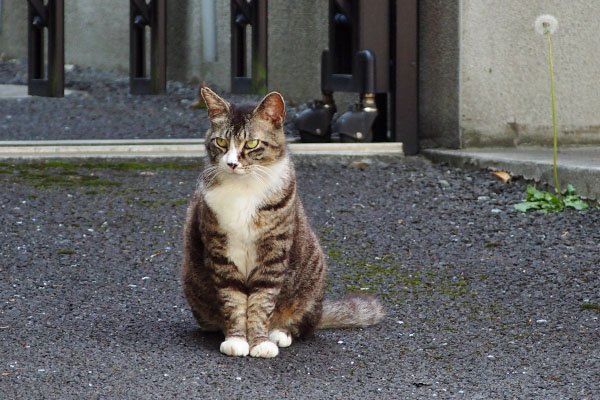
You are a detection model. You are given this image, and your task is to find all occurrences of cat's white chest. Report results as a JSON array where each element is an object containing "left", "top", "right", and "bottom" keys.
[
  {"left": 203, "top": 162, "right": 287, "bottom": 278},
  {"left": 205, "top": 182, "right": 260, "bottom": 278}
]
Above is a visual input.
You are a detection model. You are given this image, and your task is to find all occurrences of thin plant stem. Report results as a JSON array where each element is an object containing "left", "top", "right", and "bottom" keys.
[{"left": 546, "top": 31, "right": 561, "bottom": 196}]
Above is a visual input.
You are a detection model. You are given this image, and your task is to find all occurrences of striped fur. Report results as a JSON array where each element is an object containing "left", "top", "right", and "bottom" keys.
[{"left": 181, "top": 88, "right": 384, "bottom": 358}]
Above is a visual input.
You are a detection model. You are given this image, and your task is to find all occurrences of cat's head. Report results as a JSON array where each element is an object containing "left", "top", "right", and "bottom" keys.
[{"left": 200, "top": 87, "right": 287, "bottom": 176}]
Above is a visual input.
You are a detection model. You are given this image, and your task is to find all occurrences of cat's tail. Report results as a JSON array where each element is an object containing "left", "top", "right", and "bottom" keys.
[{"left": 318, "top": 294, "right": 385, "bottom": 329}]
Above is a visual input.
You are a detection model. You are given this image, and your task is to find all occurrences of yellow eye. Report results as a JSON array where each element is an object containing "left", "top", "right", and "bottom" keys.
[
  {"left": 215, "top": 137, "right": 228, "bottom": 148},
  {"left": 245, "top": 139, "right": 259, "bottom": 149}
]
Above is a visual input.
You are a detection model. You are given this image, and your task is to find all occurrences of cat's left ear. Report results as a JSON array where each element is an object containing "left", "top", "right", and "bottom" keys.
[{"left": 253, "top": 92, "right": 286, "bottom": 129}]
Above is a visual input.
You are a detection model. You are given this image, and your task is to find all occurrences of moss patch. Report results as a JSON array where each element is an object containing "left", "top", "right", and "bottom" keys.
[
  {"left": 15, "top": 169, "right": 120, "bottom": 188},
  {"left": 336, "top": 253, "right": 472, "bottom": 302},
  {"left": 12, "top": 160, "right": 199, "bottom": 171},
  {"left": 580, "top": 303, "right": 600, "bottom": 313},
  {"left": 0, "top": 160, "right": 199, "bottom": 189},
  {"left": 57, "top": 249, "right": 76, "bottom": 255},
  {"left": 130, "top": 197, "right": 189, "bottom": 209}
]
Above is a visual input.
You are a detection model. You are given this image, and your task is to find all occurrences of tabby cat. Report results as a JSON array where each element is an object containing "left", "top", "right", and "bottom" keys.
[{"left": 181, "top": 87, "right": 384, "bottom": 358}]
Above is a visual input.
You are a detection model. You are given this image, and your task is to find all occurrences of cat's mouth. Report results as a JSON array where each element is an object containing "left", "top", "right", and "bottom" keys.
[{"left": 224, "top": 166, "right": 249, "bottom": 175}]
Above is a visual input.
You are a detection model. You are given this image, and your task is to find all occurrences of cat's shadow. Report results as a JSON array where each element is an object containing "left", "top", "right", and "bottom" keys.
[
  {"left": 182, "top": 326, "right": 223, "bottom": 351},
  {"left": 169, "top": 319, "right": 224, "bottom": 353}
]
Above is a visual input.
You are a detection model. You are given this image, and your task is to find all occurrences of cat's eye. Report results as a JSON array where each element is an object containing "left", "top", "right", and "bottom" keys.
[
  {"left": 245, "top": 139, "right": 259, "bottom": 149},
  {"left": 215, "top": 137, "right": 228, "bottom": 148}
]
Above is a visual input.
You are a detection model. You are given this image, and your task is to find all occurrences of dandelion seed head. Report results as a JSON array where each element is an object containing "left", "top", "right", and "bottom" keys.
[{"left": 535, "top": 14, "right": 558, "bottom": 35}]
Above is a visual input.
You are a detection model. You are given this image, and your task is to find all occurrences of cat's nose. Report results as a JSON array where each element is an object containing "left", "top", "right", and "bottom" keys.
[{"left": 227, "top": 162, "right": 238, "bottom": 169}]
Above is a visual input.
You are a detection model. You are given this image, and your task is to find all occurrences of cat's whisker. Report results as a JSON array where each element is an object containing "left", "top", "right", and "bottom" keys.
[
  {"left": 251, "top": 171, "right": 269, "bottom": 187},
  {"left": 251, "top": 168, "right": 272, "bottom": 187},
  {"left": 252, "top": 165, "right": 276, "bottom": 183},
  {"left": 197, "top": 165, "right": 221, "bottom": 188}
]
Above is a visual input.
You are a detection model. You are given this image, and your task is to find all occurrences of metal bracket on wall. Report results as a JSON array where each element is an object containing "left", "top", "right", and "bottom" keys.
[
  {"left": 130, "top": 0, "right": 166, "bottom": 95},
  {"left": 27, "top": 0, "right": 64, "bottom": 97},
  {"left": 230, "top": 0, "right": 267, "bottom": 95}
]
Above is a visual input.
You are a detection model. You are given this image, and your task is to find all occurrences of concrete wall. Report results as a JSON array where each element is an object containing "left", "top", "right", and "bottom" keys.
[
  {"left": 419, "top": 0, "right": 461, "bottom": 149},
  {"left": 65, "top": 0, "right": 129, "bottom": 71},
  {"left": 166, "top": 0, "right": 231, "bottom": 91},
  {"left": 0, "top": 0, "right": 27, "bottom": 60},
  {"left": 421, "top": 0, "right": 600, "bottom": 148},
  {"left": 268, "top": 0, "right": 327, "bottom": 104}
]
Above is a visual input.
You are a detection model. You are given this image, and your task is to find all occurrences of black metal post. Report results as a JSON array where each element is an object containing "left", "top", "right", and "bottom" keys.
[
  {"left": 231, "top": 0, "right": 267, "bottom": 95},
  {"left": 231, "top": 0, "right": 248, "bottom": 92},
  {"left": 130, "top": 0, "right": 166, "bottom": 95},
  {"left": 393, "top": 0, "right": 418, "bottom": 154},
  {"left": 27, "top": 0, "right": 64, "bottom": 97}
]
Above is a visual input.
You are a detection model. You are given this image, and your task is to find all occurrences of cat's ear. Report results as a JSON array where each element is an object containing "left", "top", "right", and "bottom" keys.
[
  {"left": 253, "top": 92, "right": 286, "bottom": 129},
  {"left": 200, "top": 87, "right": 230, "bottom": 122}
]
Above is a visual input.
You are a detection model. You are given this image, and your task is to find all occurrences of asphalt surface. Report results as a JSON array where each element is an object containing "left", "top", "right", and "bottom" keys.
[
  {"left": 1, "top": 59, "right": 599, "bottom": 399},
  {"left": 0, "top": 155, "right": 598, "bottom": 399}
]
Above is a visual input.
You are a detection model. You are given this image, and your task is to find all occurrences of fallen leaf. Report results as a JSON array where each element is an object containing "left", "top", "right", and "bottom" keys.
[
  {"left": 491, "top": 171, "right": 511, "bottom": 183},
  {"left": 348, "top": 161, "right": 369, "bottom": 170}
]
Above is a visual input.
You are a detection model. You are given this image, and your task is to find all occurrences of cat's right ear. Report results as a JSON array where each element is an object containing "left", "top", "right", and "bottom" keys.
[{"left": 201, "top": 87, "right": 230, "bottom": 123}]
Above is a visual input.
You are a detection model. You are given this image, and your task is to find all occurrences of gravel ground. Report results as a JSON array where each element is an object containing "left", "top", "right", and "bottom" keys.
[
  {"left": 0, "top": 59, "right": 301, "bottom": 141},
  {"left": 0, "top": 155, "right": 598, "bottom": 399}
]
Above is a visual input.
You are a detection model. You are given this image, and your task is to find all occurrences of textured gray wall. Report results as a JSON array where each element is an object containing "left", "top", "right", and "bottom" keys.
[
  {"left": 418, "top": 0, "right": 461, "bottom": 148},
  {"left": 268, "top": 0, "right": 327, "bottom": 103},
  {"left": 460, "top": 0, "right": 600, "bottom": 147},
  {"left": 419, "top": 0, "right": 600, "bottom": 148},
  {"left": 65, "top": 0, "right": 129, "bottom": 71},
  {"left": 0, "top": 0, "right": 26, "bottom": 60}
]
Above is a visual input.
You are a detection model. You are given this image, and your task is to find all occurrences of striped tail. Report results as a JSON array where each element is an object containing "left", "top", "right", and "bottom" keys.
[{"left": 318, "top": 293, "right": 385, "bottom": 329}]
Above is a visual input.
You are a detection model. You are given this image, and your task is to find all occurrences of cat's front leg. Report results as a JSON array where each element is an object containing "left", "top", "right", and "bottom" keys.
[
  {"left": 217, "top": 286, "right": 250, "bottom": 357},
  {"left": 246, "top": 273, "right": 284, "bottom": 358},
  {"left": 247, "top": 289, "right": 280, "bottom": 358}
]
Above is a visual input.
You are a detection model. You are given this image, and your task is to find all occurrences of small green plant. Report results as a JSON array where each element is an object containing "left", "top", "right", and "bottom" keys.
[
  {"left": 515, "top": 184, "right": 588, "bottom": 213},
  {"left": 515, "top": 15, "right": 591, "bottom": 213}
]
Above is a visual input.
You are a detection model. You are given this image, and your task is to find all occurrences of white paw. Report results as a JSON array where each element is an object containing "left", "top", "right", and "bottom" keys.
[
  {"left": 269, "top": 329, "right": 292, "bottom": 348},
  {"left": 250, "top": 340, "right": 279, "bottom": 358},
  {"left": 220, "top": 337, "right": 249, "bottom": 357}
]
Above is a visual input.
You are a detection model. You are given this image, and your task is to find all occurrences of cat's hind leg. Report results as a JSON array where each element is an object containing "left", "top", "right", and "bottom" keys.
[{"left": 269, "top": 329, "right": 292, "bottom": 348}]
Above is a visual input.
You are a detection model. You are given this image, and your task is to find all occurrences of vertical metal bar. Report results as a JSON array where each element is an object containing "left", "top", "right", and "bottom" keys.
[
  {"left": 358, "top": 0, "right": 388, "bottom": 92},
  {"left": 150, "top": 0, "right": 166, "bottom": 94},
  {"left": 27, "top": 0, "right": 64, "bottom": 97},
  {"left": 47, "top": 0, "right": 64, "bottom": 97},
  {"left": 27, "top": 2, "right": 44, "bottom": 94},
  {"left": 394, "top": 0, "right": 418, "bottom": 154},
  {"left": 251, "top": 0, "right": 267, "bottom": 95},
  {"left": 231, "top": 0, "right": 267, "bottom": 94},
  {"left": 130, "top": 0, "right": 146, "bottom": 94},
  {"left": 230, "top": 0, "right": 246, "bottom": 89}
]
